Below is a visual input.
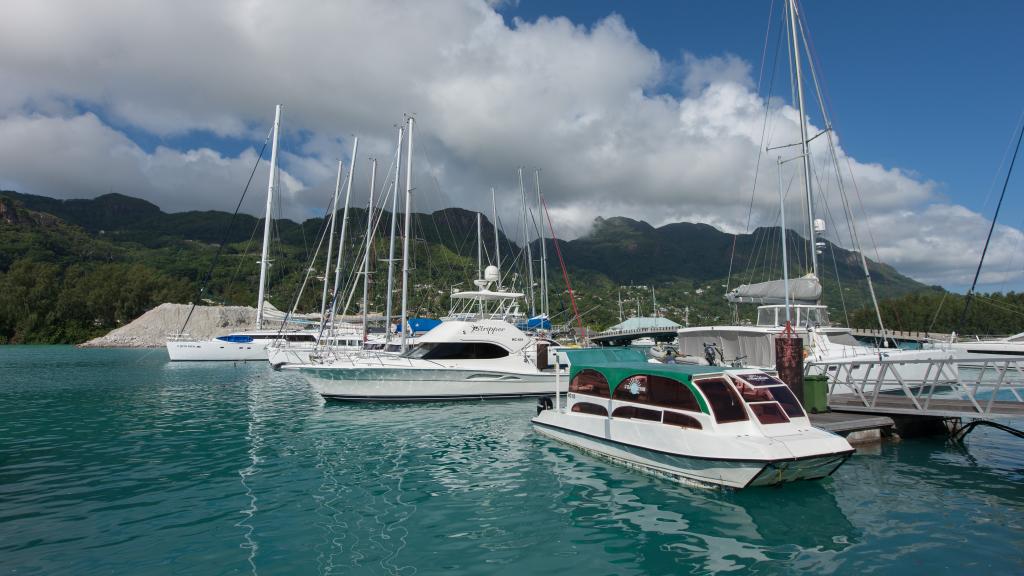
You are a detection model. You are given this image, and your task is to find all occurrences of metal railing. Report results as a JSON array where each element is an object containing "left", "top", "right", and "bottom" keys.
[{"left": 808, "top": 355, "right": 1024, "bottom": 418}]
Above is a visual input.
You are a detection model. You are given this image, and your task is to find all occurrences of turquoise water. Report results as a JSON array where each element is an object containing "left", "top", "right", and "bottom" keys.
[{"left": 1, "top": 347, "right": 1022, "bottom": 575}]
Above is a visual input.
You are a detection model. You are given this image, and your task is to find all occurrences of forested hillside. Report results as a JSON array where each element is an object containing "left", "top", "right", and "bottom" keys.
[{"left": 2, "top": 190, "right": 1004, "bottom": 345}]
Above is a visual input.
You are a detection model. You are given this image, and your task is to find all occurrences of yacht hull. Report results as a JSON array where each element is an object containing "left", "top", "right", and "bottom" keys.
[
  {"left": 532, "top": 417, "right": 852, "bottom": 490},
  {"left": 299, "top": 366, "right": 557, "bottom": 401},
  {"left": 166, "top": 339, "right": 271, "bottom": 361}
]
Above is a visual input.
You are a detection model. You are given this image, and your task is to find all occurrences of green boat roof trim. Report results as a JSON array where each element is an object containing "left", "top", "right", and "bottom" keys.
[{"left": 562, "top": 348, "right": 721, "bottom": 414}]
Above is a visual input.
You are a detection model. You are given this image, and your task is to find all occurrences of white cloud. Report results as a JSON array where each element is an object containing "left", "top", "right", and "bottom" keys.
[
  {"left": 0, "top": 0, "right": 1017, "bottom": 290},
  {"left": 0, "top": 113, "right": 304, "bottom": 217}
]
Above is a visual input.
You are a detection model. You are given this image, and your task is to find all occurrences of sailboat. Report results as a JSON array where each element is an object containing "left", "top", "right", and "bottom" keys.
[
  {"left": 166, "top": 105, "right": 317, "bottom": 361},
  {"left": 674, "top": 0, "right": 966, "bottom": 382}
]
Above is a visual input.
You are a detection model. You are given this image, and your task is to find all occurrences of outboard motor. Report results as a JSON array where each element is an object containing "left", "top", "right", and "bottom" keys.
[
  {"left": 536, "top": 395, "right": 554, "bottom": 415},
  {"left": 703, "top": 342, "right": 721, "bottom": 366}
]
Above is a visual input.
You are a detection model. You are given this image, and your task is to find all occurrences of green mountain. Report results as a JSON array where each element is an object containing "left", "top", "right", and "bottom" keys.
[{"left": 0, "top": 190, "right": 950, "bottom": 344}]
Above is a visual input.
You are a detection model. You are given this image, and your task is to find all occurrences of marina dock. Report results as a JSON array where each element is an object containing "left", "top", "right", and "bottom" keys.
[{"left": 809, "top": 411, "right": 894, "bottom": 443}]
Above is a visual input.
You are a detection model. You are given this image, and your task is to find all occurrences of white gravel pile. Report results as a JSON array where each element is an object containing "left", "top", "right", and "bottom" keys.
[{"left": 80, "top": 303, "right": 257, "bottom": 348}]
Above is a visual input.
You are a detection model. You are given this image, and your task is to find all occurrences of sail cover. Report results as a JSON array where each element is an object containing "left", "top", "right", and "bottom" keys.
[{"left": 726, "top": 274, "right": 821, "bottom": 305}]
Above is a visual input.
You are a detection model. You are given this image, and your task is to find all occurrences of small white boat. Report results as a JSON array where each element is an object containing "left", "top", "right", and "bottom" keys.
[
  {"left": 532, "top": 348, "right": 854, "bottom": 489},
  {"left": 167, "top": 330, "right": 316, "bottom": 362}
]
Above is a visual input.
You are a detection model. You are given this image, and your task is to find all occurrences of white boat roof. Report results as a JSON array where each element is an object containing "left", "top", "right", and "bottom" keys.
[
  {"left": 605, "top": 316, "right": 681, "bottom": 332},
  {"left": 450, "top": 289, "right": 524, "bottom": 301}
]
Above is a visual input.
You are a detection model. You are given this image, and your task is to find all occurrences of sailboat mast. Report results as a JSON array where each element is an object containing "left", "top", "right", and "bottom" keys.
[
  {"left": 320, "top": 161, "right": 343, "bottom": 325},
  {"left": 491, "top": 187, "right": 501, "bottom": 281},
  {"left": 519, "top": 168, "right": 535, "bottom": 317},
  {"left": 535, "top": 170, "right": 548, "bottom": 318},
  {"left": 385, "top": 126, "right": 403, "bottom": 339},
  {"left": 779, "top": 156, "right": 792, "bottom": 323},
  {"left": 256, "top": 104, "right": 281, "bottom": 331},
  {"left": 788, "top": 0, "right": 819, "bottom": 283},
  {"left": 400, "top": 116, "right": 414, "bottom": 353},
  {"left": 362, "top": 158, "right": 377, "bottom": 342},
  {"left": 328, "top": 137, "right": 359, "bottom": 330}
]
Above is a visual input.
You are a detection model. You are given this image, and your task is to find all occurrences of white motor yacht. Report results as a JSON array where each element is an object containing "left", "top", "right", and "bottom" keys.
[
  {"left": 532, "top": 348, "right": 854, "bottom": 489},
  {"left": 292, "top": 267, "right": 564, "bottom": 401},
  {"left": 295, "top": 317, "right": 561, "bottom": 401}
]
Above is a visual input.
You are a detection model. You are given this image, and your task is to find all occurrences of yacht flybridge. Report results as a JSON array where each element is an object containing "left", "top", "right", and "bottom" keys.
[
  {"left": 533, "top": 348, "right": 854, "bottom": 489},
  {"left": 293, "top": 265, "right": 564, "bottom": 401}
]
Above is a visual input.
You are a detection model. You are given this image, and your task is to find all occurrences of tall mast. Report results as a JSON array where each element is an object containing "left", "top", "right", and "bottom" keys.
[
  {"left": 320, "top": 160, "right": 343, "bottom": 324},
  {"left": 385, "top": 126, "right": 403, "bottom": 339},
  {"left": 534, "top": 170, "right": 548, "bottom": 318},
  {"left": 256, "top": 104, "right": 281, "bottom": 330},
  {"left": 491, "top": 187, "right": 501, "bottom": 282},
  {"left": 788, "top": 0, "right": 818, "bottom": 283},
  {"left": 328, "top": 137, "right": 359, "bottom": 329},
  {"left": 400, "top": 116, "right": 414, "bottom": 353},
  {"left": 779, "top": 156, "right": 792, "bottom": 323},
  {"left": 362, "top": 158, "right": 377, "bottom": 342},
  {"left": 519, "top": 167, "right": 535, "bottom": 317},
  {"left": 477, "top": 212, "right": 484, "bottom": 315}
]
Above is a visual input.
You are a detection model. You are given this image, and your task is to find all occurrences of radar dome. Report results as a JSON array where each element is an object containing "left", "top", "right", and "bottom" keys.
[{"left": 484, "top": 265, "right": 500, "bottom": 283}]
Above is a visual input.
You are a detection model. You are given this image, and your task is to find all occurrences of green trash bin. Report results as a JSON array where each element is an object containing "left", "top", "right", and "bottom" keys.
[{"left": 802, "top": 375, "right": 829, "bottom": 414}]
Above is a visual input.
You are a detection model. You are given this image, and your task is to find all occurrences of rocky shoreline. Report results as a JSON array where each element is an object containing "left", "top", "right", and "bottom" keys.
[{"left": 80, "top": 303, "right": 257, "bottom": 348}]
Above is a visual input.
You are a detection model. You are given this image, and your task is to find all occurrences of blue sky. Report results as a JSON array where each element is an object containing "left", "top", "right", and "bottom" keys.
[
  {"left": 0, "top": 0, "right": 1021, "bottom": 291},
  {"left": 503, "top": 0, "right": 1024, "bottom": 231}
]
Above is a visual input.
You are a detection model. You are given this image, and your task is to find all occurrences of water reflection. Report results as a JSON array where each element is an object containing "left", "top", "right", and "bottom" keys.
[{"left": 535, "top": 439, "right": 859, "bottom": 573}]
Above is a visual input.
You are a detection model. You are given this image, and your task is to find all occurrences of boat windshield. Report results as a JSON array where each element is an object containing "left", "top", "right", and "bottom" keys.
[
  {"left": 732, "top": 378, "right": 805, "bottom": 419},
  {"left": 694, "top": 378, "right": 749, "bottom": 424}
]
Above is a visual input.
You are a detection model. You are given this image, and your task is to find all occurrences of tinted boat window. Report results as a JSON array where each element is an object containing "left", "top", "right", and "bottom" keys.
[
  {"left": 613, "top": 374, "right": 701, "bottom": 412},
  {"left": 749, "top": 402, "right": 790, "bottom": 424},
  {"left": 405, "top": 342, "right": 509, "bottom": 360},
  {"left": 734, "top": 379, "right": 775, "bottom": 403},
  {"left": 611, "top": 406, "right": 661, "bottom": 422},
  {"left": 571, "top": 402, "right": 608, "bottom": 416},
  {"left": 663, "top": 411, "right": 702, "bottom": 430},
  {"left": 766, "top": 386, "right": 805, "bottom": 418},
  {"left": 695, "top": 378, "right": 749, "bottom": 423},
  {"left": 569, "top": 369, "right": 610, "bottom": 398}
]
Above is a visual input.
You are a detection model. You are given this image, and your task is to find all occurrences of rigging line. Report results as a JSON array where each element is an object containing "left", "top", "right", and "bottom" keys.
[
  {"left": 972, "top": 293, "right": 1024, "bottom": 319},
  {"left": 958, "top": 116, "right": 1024, "bottom": 332},
  {"left": 285, "top": 184, "right": 343, "bottom": 316},
  {"left": 927, "top": 290, "right": 949, "bottom": 333},
  {"left": 273, "top": 187, "right": 344, "bottom": 334},
  {"left": 177, "top": 127, "right": 272, "bottom": 335},
  {"left": 826, "top": 240, "right": 850, "bottom": 326},
  {"left": 540, "top": 196, "right": 584, "bottom": 342},
  {"left": 796, "top": 2, "right": 887, "bottom": 277},
  {"left": 226, "top": 217, "right": 263, "bottom": 301},
  {"left": 736, "top": 4, "right": 788, "bottom": 293},
  {"left": 811, "top": 162, "right": 853, "bottom": 322}
]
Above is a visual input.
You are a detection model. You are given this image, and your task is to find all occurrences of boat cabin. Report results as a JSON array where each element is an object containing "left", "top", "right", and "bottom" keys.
[{"left": 562, "top": 348, "right": 807, "bottom": 433}]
